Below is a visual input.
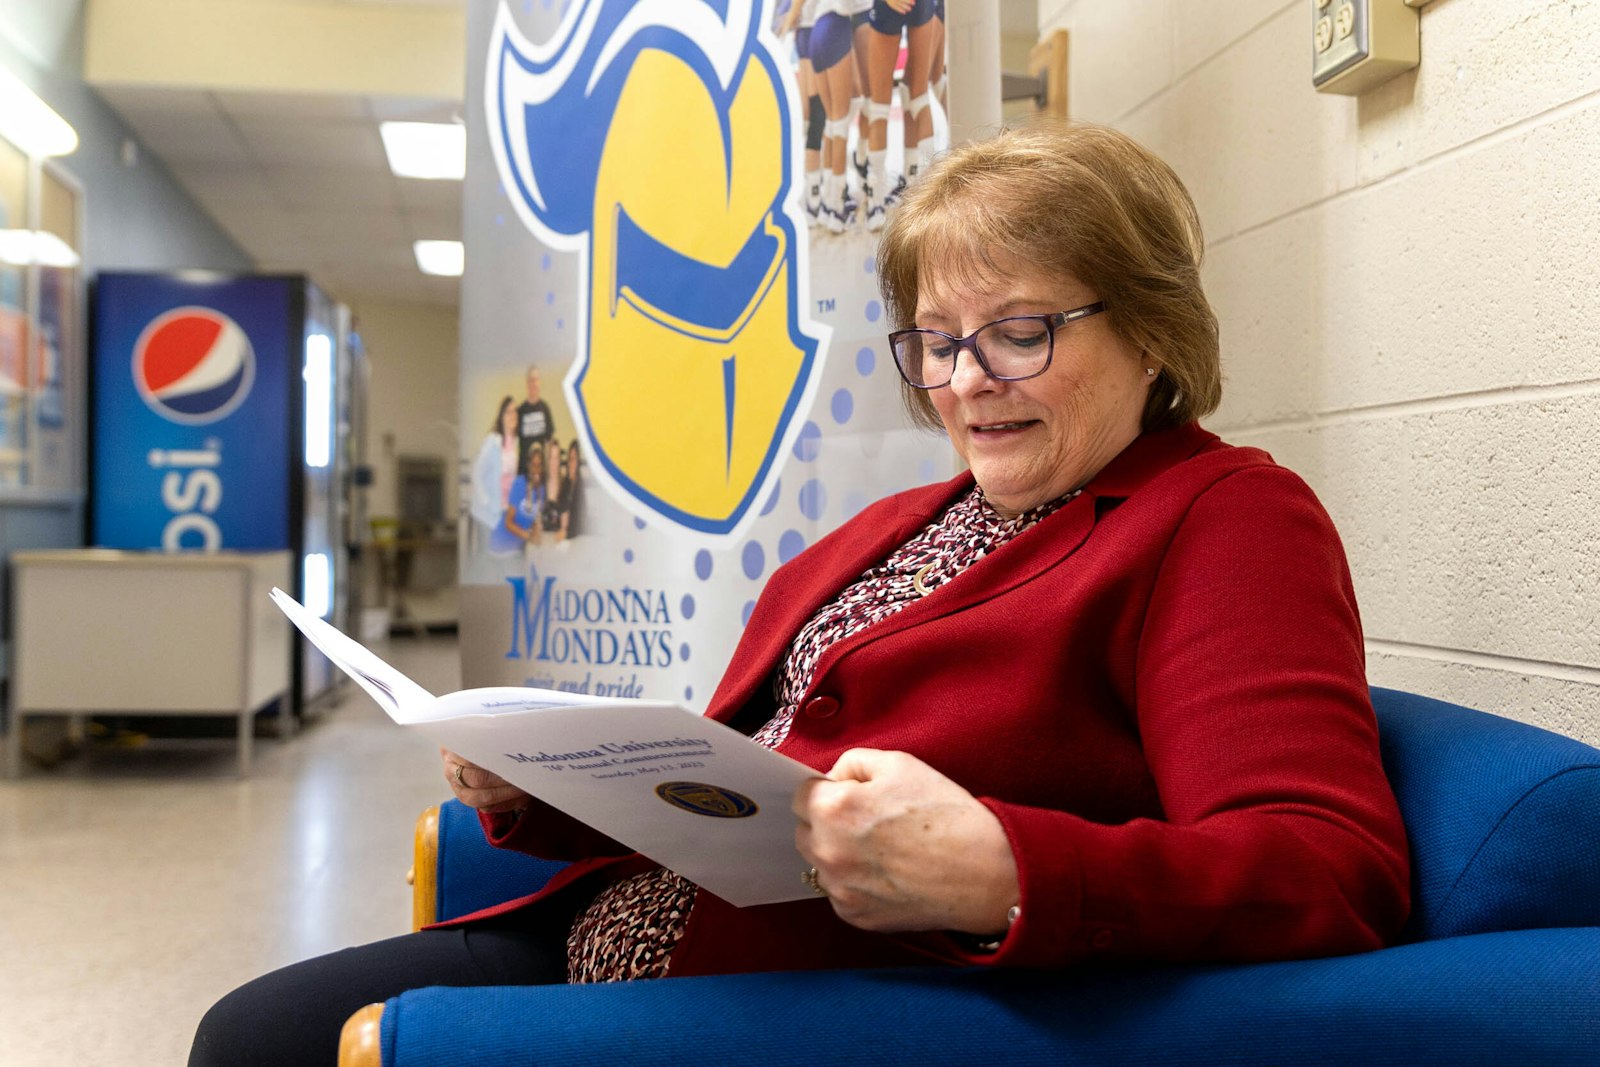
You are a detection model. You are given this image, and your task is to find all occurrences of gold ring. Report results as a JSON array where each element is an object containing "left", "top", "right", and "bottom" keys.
[
  {"left": 802, "top": 867, "right": 827, "bottom": 897},
  {"left": 453, "top": 763, "right": 466, "bottom": 788}
]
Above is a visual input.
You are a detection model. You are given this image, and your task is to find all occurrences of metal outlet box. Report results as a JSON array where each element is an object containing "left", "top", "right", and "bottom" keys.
[{"left": 1312, "top": 0, "right": 1419, "bottom": 95}]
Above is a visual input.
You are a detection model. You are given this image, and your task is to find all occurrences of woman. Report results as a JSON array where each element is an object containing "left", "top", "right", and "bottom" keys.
[
  {"left": 556, "top": 438, "right": 584, "bottom": 539},
  {"left": 192, "top": 122, "right": 1409, "bottom": 1063},
  {"left": 539, "top": 439, "right": 565, "bottom": 537},
  {"left": 786, "top": 0, "right": 860, "bottom": 232},
  {"left": 467, "top": 396, "right": 518, "bottom": 554},
  {"left": 859, "top": 0, "right": 917, "bottom": 229},
  {"left": 898, "top": 0, "right": 940, "bottom": 182},
  {"left": 783, "top": 0, "right": 826, "bottom": 225},
  {"left": 500, "top": 444, "right": 546, "bottom": 549}
]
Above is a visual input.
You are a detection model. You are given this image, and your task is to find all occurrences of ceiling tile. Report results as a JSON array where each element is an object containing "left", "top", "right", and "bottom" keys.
[
  {"left": 214, "top": 90, "right": 371, "bottom": 121},
  {"left": 293, "top": 205, "right": 412, "bottom": 248},
  {"left": 402, "top": 205, "right": 461, "bottom": 242},
  {"left": 120, "top": 109, "right": 254, "bottom": 166},
  {"left": 264, "top": 167, "right": 401, "bottom": 210},
  {"left": 96, "top": 85, "right": 221, "bottom": 117},
  {"left": 176, "top": 162, "right": 280, "bottom": 208},
  {"left": 236, "top": 117, "right": 388, "bottom": 169},
  {"left": 395, "top": 176, "right": 461, "bottom": 213},
  {"left": 367, "top": 95, "right": 461, "bottom": 124}
]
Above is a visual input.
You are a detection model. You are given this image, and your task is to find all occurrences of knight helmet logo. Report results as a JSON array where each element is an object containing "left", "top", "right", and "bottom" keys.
[{"left": 485, "top": 0, "right": 827, "bottom": 538}]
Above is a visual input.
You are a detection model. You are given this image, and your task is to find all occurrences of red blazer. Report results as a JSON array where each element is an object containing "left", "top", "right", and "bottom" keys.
[{"left": 459, "top": 423, "right": 1411, "bottom": 976}]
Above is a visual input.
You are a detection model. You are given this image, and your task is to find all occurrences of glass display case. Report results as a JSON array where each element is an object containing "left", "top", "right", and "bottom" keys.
[{"left": 0, "top": 129, "right": 83, "bottom": 495}]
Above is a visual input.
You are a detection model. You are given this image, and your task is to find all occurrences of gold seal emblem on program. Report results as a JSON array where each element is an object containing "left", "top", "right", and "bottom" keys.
[{"left": 654, "top": 782, "right": 760, "bottom": 819}]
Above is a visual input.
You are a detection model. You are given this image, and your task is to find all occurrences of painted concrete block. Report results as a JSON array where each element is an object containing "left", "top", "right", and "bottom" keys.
[
  {"left": 1367, "top": 652, "right": 1600, "bottom": 748},
  {"left": 1311, "top": 132, "right": 1536, "bottom": 412},
  {"left": 1528, "top": 103, "right": 1600, "bottom": 381},
  {"left": 1124, "top": 3, "right": 1358, "bottom": 242},
  {"left": 1314, "top": 99, "right": 1600, "bottom": 411},
  {"left": 1229, "top": 395, "right": 1600, "bottom": 670},
  {"left": 1205, "top": 211, "right": 1318, "bottom": 428},
  {"left": 1359, "top": 0, "right": 1600, "bottom": 184},
  {"left": 1171, "top": 0, "right": 1296, "bottom": 83},
  {"left": 1041, "top": 0, "right": 1174, "bottom": 125}
]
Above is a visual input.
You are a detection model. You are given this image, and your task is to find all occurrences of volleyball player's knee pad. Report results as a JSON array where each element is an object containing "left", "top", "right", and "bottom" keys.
[
  {"left": 806, "top": 96, "right": 825, "bottom": 151},
  {"left": 907, "top": 91, "right": 930, "bottom": 118},
  {"left": 824, "top": 116, "right": 851, "bottom": 141},
  {"left": 868, "top": 100, "right": 892, "bottom": 124}
]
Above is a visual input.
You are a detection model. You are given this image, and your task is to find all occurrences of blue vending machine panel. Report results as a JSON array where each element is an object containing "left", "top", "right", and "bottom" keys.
[{"left": 91, "top": 274, "right": 295, "bottom": 551}]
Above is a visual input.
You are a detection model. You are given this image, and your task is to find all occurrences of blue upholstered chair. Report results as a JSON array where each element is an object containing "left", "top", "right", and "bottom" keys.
[{"left": 340, "top": 688, "right": 1600, "bottom": 1065}]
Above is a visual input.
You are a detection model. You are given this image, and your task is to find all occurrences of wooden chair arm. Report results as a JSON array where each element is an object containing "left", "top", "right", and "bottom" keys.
[
  {"left": 339, "top": 806, "right": 435, "bottom": 1064},
  {"left": 338, "top": 1003, "right": 385, "bottom": 1067},
  {"left": 410, "top": 804, "right": 440, "bottom": 933}
]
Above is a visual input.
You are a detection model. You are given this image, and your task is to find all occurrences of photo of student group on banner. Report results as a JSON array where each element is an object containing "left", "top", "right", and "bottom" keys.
[{"left": 458, "top": 0, "right": 951, "bottom": 707}]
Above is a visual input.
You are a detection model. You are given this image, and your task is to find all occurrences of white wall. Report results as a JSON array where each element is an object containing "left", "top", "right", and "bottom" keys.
[
  {"left": 352, "top": 299, "right": 460, "bottom": 521},
  {"left": 349, "top": 298, "right": 460, "bottom": 626},
  {"left": 1040, "top": 0, "right": 1600, "bottom": 743}
]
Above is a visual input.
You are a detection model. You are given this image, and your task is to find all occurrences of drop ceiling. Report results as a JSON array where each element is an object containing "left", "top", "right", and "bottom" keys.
[
  {"left": 85, "top": 0, "right": 1042, "bottom": 312},
  {"left": 89, "top": 0, "right": 466, "bottom": 309}
]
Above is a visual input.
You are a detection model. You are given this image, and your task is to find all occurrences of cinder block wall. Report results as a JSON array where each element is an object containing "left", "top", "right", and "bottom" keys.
[{"left": 1039, "top": 0, "right": 1600, "bottom": 743}]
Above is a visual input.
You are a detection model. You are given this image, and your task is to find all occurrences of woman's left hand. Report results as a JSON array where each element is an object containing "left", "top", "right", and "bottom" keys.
[{"left": 792, "top": 749, "right": 1020, "bottom": 936}]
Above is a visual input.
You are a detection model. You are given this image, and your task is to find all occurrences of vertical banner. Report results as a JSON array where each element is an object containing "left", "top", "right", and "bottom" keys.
[{"left": 461, "top": 0, "right": 950, "bottom": 705}]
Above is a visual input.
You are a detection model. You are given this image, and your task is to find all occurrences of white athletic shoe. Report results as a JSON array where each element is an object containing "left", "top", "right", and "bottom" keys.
[{"left": 863, "top": 178, "right": 886, "bottom": 232}]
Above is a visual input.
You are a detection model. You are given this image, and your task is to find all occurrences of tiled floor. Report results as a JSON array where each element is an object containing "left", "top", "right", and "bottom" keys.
[{"left": 0, "top": 635, "right": 460, "bottom": 1066}]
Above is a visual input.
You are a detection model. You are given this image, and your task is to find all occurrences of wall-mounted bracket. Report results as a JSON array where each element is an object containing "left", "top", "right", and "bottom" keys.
[{"left": 1000, "top": 29, "right": 1069, "bottom": 119}]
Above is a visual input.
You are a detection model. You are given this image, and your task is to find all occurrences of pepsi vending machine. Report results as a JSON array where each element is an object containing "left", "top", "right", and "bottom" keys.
[{"left": 89, "top": 272, "right": 355, "bottom": 715}]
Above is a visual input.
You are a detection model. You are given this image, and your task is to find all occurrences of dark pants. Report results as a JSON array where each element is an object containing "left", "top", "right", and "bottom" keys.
[{"left": 188, "top": 914, "right": 568, "bottom": 1066}]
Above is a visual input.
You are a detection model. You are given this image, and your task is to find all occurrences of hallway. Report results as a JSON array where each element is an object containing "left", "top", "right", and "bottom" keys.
[{"left": 0, "top": 635, "right": 460, "bottom": 1065}]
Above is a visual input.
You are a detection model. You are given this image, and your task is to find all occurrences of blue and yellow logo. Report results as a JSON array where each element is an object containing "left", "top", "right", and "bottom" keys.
[
  {"left": 655, "top": 781, "right": 760, "bottom": 818},
  {"left": 486, "top": 0, "right": 826, "bottom": 537}
]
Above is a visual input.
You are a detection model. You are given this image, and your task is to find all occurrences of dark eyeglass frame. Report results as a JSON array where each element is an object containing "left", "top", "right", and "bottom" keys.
[{"left": 887, "top": 301, "right": 1107, "bottom": 390}]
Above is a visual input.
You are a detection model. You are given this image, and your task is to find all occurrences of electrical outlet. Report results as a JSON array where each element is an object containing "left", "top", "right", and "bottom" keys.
[{"left": 1312, "top": 0, "right": 1419, "bottom": 95}]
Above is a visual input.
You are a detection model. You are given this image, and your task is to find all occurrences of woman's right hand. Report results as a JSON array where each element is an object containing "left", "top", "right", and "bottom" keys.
[{"left": 441, "top": 748, "right": 531, "bottom": 814}]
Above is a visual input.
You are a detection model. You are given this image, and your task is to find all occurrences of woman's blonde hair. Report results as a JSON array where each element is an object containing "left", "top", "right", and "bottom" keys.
[{"left": 876, "top": 121, "right": 1221, "bottom": 432}]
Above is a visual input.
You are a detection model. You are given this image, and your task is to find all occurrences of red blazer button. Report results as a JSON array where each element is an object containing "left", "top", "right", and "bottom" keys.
[
  {"left": 802, "top": 696, "right": 840, "bottom": 719},
  {"left": 1090, "top": 929, "right": 1115, "bottom": 950}
]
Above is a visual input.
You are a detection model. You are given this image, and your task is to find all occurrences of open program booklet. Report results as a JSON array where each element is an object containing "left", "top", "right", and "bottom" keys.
[{"left": 270, "top": 588, "right": 820, "bottom": 906}]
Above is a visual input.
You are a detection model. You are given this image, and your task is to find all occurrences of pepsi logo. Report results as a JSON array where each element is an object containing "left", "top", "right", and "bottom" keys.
[{"left": 132, "top": 307, "right": 256, "bottom": 425}]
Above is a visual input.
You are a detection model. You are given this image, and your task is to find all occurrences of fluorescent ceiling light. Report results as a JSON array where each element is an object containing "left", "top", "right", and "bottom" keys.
[
  {"left": 0, "top": 65, "right": 77, "bottom": 157},
  {"left": 414, "top": 239, "right": 464, "bottom": 277},
  {"left": 0, "top": 229, "right": 79, "bottom": 267},
  {"left": 379, "top": 121, "right": 464, "bottom": 180}
]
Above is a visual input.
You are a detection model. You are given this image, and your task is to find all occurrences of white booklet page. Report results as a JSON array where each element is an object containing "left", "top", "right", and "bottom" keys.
[{"left": 271, "top": 588, "right": 820, "bottom": 906}]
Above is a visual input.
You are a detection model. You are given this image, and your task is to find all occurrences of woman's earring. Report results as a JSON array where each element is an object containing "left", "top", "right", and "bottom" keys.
[{"left": 1145, "top": 367, "right": 1157, "bottom": 377}]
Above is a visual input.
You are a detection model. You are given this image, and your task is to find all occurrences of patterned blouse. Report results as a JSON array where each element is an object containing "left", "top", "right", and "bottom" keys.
[{"left": 565, "top": 484, "right": 1077, "bottom": 982}]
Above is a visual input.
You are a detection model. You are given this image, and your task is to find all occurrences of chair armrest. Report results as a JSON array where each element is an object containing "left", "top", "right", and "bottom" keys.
[
  {"left": 410, "top": 806, "right": 440, "bottom": 933},
  {"left": 411, "top": 799, "right": 570, "bottom": 927},
  {"left": 338, "top": 1003, "right": 384, "bottom": 1067},
  {"left": 1372, "top": 688, "right": 1600, "bottom": 940},
  {"left": 375, "top": 927, "right": 1600, "bottom": 1066}
]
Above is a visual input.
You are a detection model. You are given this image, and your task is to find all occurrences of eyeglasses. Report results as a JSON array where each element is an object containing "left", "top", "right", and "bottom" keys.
[{"left": 887, "top": 301, "right": 1106, "bottom": 390}]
